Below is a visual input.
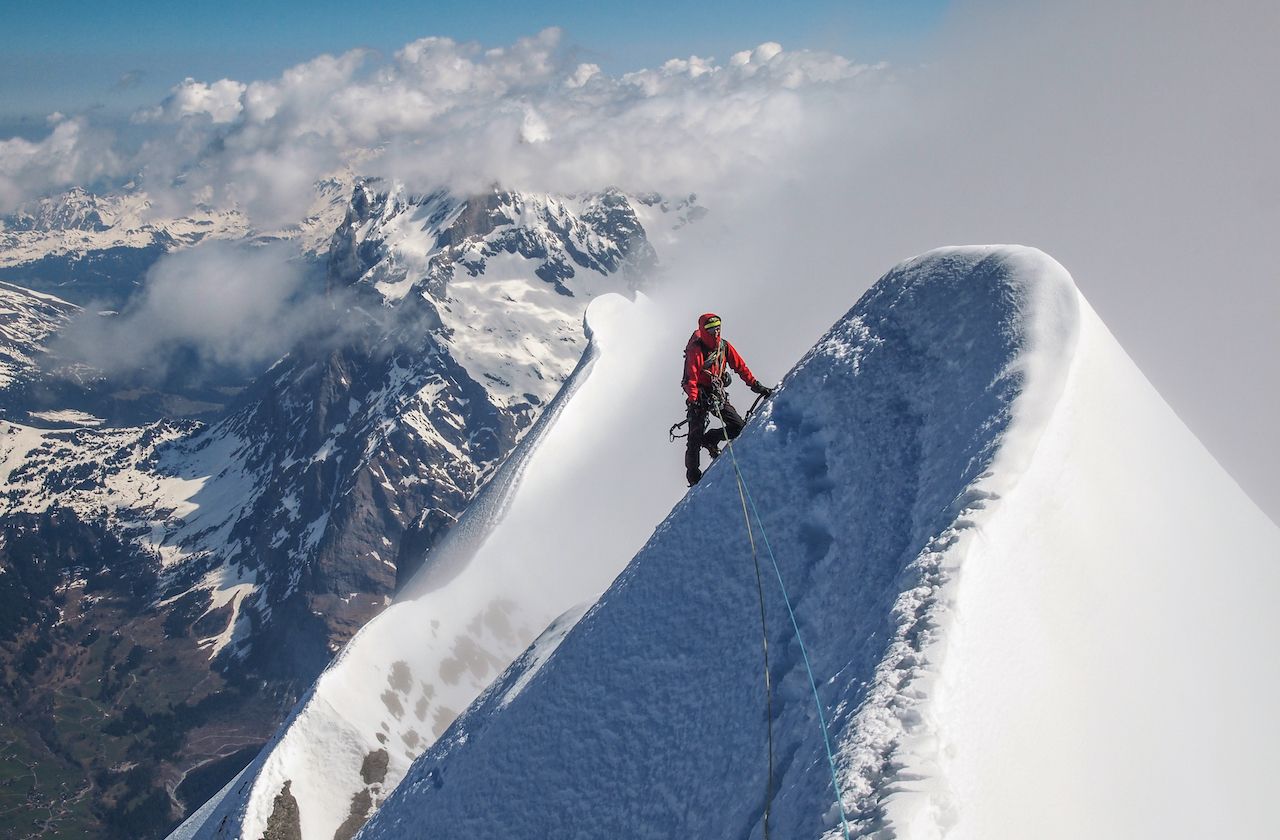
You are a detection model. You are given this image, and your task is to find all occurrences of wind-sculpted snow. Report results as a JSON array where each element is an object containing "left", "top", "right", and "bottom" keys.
[
  {"left": 357, "top": 245, "right": 1280, "bottom": 839},
  {"left": 342, "top": 245, "right": 1075, "bottom": 837}
]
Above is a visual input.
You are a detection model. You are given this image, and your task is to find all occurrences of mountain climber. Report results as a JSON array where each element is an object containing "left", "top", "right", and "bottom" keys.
[{"left": 682, "top": 313, "right": 773, "bottom": 486}]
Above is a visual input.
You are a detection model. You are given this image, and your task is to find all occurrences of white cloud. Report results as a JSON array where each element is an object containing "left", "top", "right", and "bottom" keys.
[
  {"left": 0, "top": 116, "right": 121, "bottom": 212},
  {"left": 141, "top": 77, "right": 248, "bottom": 123},
  {"left": 55, "top": 241, "right": 328, "bottom": 380},
  {"left": 1, "top": 28, "right": 871, "bottom": 226},
  {"left": 565, "top": 63, "right": 600, "bottom": 89}
]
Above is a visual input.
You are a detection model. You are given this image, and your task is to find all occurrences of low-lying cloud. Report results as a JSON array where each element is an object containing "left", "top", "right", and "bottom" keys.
[{"left": 55, "top": 241, "right": 328, "bottom": 382}]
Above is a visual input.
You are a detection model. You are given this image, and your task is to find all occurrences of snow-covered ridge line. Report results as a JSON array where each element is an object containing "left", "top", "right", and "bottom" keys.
[
  {"left": 361, "top": 244, "right": 1279, "bottom": 839},
  {"left": 826, "top": 246, "right": 1080, "bottom": 828},
  {"left": 0, "top": 179, "right": 353, "bottom": 269},
  {"left": 168, "top": 293, "right": 637, "bottom": 840},
  {"left": 356, "top": 246, "right": 1085, "bottom": 838},
  {"left": 400, "top": 306, "right": 603, "bottom": 598}
]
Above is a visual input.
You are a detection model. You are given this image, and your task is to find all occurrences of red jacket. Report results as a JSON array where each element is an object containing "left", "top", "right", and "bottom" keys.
[{"left": 683, "top": 330, "right": 758, "bottom": 403}]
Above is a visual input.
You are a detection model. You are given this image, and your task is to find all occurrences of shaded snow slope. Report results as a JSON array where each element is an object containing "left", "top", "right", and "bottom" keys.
[
  {"left": 356, "top": 246, "right": 1279, "bottom": 839},
  {"left": 929, "top": 293, "right": 1280, "bottom": 839}
]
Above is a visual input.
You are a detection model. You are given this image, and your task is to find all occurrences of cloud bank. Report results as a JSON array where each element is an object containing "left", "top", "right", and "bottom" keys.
[
  {"left": 4, "top": 3, "right": 1277, "bottom": 519},
  {"left": 0, "top": 29, "right": 878, "bottom": 225}
]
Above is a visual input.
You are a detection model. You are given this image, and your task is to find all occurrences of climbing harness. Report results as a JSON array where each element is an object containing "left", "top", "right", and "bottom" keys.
[
  {"left": 711, "top": 398, "right": 854, "bottom": 840},
  {"left": 667, "top": 389, "right": 766, "bottom": 442}
]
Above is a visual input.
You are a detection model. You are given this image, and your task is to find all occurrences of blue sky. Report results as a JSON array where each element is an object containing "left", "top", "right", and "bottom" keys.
[{"left": 0, "top": 0, "right": 948, "bottom": 136}]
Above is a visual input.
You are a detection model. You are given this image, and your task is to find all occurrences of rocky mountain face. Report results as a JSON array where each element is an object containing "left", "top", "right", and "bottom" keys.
[
  {"left": 0, "top": 282, "right": 78, "bottom": 397},
  {"left": 0, "top": 182, "right": 699, "bottom": 838}
]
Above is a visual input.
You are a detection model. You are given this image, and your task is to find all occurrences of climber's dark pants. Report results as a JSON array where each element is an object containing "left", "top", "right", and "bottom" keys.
[{"left": 685, "top": 400, "right": 745, "bottom": 485}]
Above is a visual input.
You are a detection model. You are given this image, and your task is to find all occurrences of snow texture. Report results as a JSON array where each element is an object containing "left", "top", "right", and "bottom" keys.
[{"left": 352, "top": 246, "right": 1280, "bottom": 839}]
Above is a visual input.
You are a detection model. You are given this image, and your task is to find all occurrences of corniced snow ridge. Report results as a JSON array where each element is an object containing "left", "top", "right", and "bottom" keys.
[{"left": 346, "top": 246, "right": 1278, "bottom": 840}]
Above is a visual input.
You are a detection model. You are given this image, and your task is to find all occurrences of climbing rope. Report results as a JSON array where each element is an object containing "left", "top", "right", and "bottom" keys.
[
  {"left": 725, "top": 420, "right": 775, "bottom": 840},
  {"left": 711, "top": 398, "right": 854, "bottom": 840}
]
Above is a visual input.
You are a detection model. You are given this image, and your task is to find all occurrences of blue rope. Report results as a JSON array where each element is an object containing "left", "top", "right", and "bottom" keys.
[{"left": 714, "top": 402, "right": 853, "bottom": 840}]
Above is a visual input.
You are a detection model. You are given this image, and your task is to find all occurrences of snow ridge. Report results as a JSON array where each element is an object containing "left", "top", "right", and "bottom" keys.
[
  {"left": 829, "top": 247, "right": 1079, "bottom": 832},
  {"left": 355, "top": 246, "right": 1082, "bottom": 838},
  {"left": 168, "top": 294, "right": 634, "bottom": 840}
]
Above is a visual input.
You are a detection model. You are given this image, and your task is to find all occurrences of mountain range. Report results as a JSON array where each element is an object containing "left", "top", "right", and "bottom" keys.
[{"left": 0, "top": 181, "right": 701, "bottom": 838}]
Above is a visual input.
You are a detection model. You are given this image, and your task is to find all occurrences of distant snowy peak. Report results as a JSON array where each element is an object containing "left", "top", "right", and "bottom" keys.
[
  {"left": 2, "top": 187, "right": 132, "bottom": 233},
  {"left": 0, "top": 187, "right": 243, "bottom": 270},
  {"left": 329, "top": 181, "right": 699, "bottom": 305},
  {"left": 0, "top": 176, "right": 354, "bottom": 271},
  {"left": 327, "top": 182, "right": 699, "bottom": 411}
]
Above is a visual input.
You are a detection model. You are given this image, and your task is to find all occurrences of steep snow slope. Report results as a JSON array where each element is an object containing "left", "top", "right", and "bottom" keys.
[
  {"left": 170, "top": 291, "right": 690, "bottom": 840},
  {"left": 926, "top": 295, "right": 1280, "bottom": 838},
  {"left": 354, "top": 246, "right": 1280, "bottom": 839}
]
